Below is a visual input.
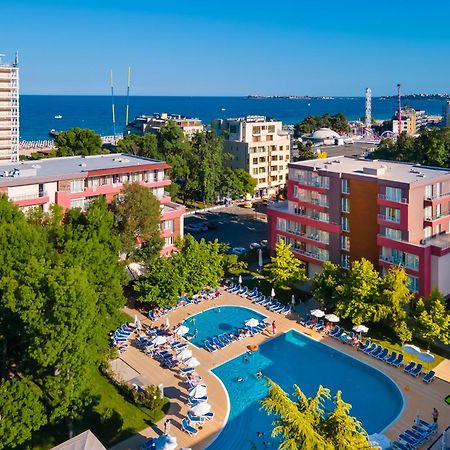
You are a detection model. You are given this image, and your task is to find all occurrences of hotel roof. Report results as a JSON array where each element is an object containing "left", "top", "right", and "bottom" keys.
[
  {"left": 0, "top": 153, "right": 169, "bottom": 187},
  {"left": 290, "top": 156, "right": 450, "bottom": 184}
]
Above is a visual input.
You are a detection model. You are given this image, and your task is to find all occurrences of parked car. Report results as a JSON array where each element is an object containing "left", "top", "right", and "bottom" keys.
[
  {"left": 231, "top": 246, "right": 247, "bottom": 255},
  {"left": 260, "top": 240, "right": 268, "bottom": 247},
  {"left": 243, "top": 201, "right": 253, "bottom": 209},
  {"left": 185, "top": 223, "right": 208, "bottom": 233},
  {"left": 249, "top": 242, "right": 262, "bottom": 250}
]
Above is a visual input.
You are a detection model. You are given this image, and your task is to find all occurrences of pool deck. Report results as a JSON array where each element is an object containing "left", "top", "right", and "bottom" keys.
[{"left": 110, "top": 289, "right": 450, "bottom": 450}]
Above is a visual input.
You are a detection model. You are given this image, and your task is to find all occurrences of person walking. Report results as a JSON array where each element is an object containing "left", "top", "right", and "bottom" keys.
[
  {"left": 271, "top": 320, "right": 277, "bottom": 335},
  {"left": 164, "top": 419, "right": 171, "bottom": 434},
  {"left": 432, "top": 407, "right": 439, "bottom": 424}
]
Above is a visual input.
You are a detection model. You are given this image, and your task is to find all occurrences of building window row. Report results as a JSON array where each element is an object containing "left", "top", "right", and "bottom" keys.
[
  {"left": 341, "top": 216, "right": 350, "bottom": 232},
  {"left": 380, "top": 247, "right": 419, "bottom": 271},
  {"left": 277, "top": 235, "right": 329, "bottom": 261},
  {"left": 382, "top": 207, "right": 401, "bottom": 223},
  {"left": 341, "top": 235, "right": 350, "bottom": 251},
  {"left": 293, "top": 186, "right": 328, "bottom": 207},
  {"left": 276, "top": 218, "right": 329, "bottom": 244},
  {"left": 294, "top": 170, "right": 330, "bottom": 189},
  {"left": 293, "top": 206, "right": 330, "bottom": 223},
  {"left": 341, "top": 197, "right": 350, "bottom": 212},
  {"left": 341, "top": 253, "right": 350, "bottom": 269}
]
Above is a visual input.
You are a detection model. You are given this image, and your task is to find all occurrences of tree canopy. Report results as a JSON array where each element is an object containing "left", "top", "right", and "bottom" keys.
[
  {"left": 261, "top": 379, "right": 372, "bottom": 450},
  {"left": 54, "top": 128, "right": 104, "bottom": 157},
  {"left": 294, "top": 113, "right": 350, "bottom": 137}
]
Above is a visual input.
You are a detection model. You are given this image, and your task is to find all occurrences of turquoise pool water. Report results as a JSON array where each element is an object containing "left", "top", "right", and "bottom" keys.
[
  {"left": 208, "top": 330, "right": 404, "bottom": 450},
  {"left": 183, "top": 306, "right": 266, "bottom": 348}
]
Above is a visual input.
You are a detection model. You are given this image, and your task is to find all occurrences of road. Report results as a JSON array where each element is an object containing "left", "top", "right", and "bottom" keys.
[{"left": 184, "top": 205, "right": 269, "bottom": 250}]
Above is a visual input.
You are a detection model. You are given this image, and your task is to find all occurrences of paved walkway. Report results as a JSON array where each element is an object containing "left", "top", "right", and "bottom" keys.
[{"left": 110, "top": 290, "right": 450, "bottom": 450}]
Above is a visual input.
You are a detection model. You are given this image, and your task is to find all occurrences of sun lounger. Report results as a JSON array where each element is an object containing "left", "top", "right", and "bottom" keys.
[
  {"left": 333, "top": 328, "right": 345, "bottom": 339},
  {"left": 358, "top": 340, "right": 370, "bottom": 351},
  {"left": 403, "top": 361, "right": 416, "bottom": 373},
  {"left": 180, "top": 367, "right": 195, "bottom": 375},
  {"left": 187, "top": 411, "right": 204, "bottom": 424},
  {"left": 313, "top": 320, "right": 324, "bottom": 331},
  {"left": 254, "top": 295, "right": 265, "bottom": 304},
  {"left": 362, "top": 343, "right": 376, "bottom": 354},
  {"left": 188, "top": 395, "right": 208, "bottom": 405},
  {"left": 328, "top": 325, "right": 339, "bottom": 336},
  {"left": 385, "top": 351, "right": 397, "bottom": 364},
  {"left": 391, "top": 353, "right": 403, "bottom": 367},
  {"left": 247, "top": 289, "right": 258, "bottom": 300},
  {"left": 376, "top": 348, "right": 389, "bottom": 360},
  {"left": 399, "top": 432, "right": 421, "bottom": 447},
  {"left": 199, "top": 411, "right": 214, "bottom": 420},
  {"left": 212, "top": 336, "right": 225, "bottom": 349},
  {"left": 409, "top": 363, "right": 422, "bottom": 377},
  {"left": 404, "top": 429, "right": 425, "bottom": 445},
  {"left": 392, "top": 441, "right": 412, "bottom": 450},
  {"left": 371, "top": 345, "right": 383, "bottom": 358},
  {"left": 204, "top": 340, "right": 216, "bottom": 352},
  {"left": 181, "top": 418, "right": 198, "bottom": 436},
  {"left": 239, "top": 286, "right": 248, "bottom": 296},
  {"left": 162, "top": 358, "right": 177, "bottom": 368},
  {"left": 423, "top": 370, "right": 435, "bottom": 383}
]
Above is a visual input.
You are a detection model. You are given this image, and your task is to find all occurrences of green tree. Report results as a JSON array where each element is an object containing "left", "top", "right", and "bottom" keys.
[
  {"left": 294, "top": 141, "right": 315, "bottom": 161},
  {"left": 117, "top": 133, "right": 160, "bottom": 159},
  {"left": 0, "top": 378, "right": 47, "bottom": 449},
  {"left": 112, "top": 182, "right": 163, "bottom": 259},
  {"left": 311, "top": 261, "right": 345, "bottom": 309},
  {"left": 266, "top": 240, "right": 307, "bottom": 288},
  {"left": 335, "top": 258, "right": 380, "bottom": 324},
  {"left": 233, "top": 168, "right": 257, "bottom": 197},
  {"left": 414, "top": 290, "right": 450, "bottom": 350},
  {"left": 293, "top": 113, "right": 350, "bottom": 137},
  {"left": 54, "top": 128, "right": 103, "bottom": 156},
  {"left": 261, "top": 379, "right": 372, "bottom": 450}
]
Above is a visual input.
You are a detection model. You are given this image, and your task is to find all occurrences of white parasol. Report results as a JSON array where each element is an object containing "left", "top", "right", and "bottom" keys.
[
  {"left": 189, "top": 384, "right": 207, "bottom": 399},
  {"left": 245, "top": 318, "right": 260, "bottom": 328},
  {"left": 324, "top": 314, "right": 340, "bottom": 323},
  {"left": 270, "top": 288, "right": 275, "bottom": 298},
  {"left": 353, "top": 324, "right": 369, "bottom": 333},
  {"left": 175, "top": 325, "right": 189, "bottom": 336},
  {"left": 190, "top": 402, "right": 211, "bottom": 416},
  {"left": 238, "top": 275, "right": 243, "bottom": 285},
  {"left": 185, "top": 357, "right": 200, "bottom": 368},
  {"left": 310, "top": 309, "right": 325, "bottom": 318},
  {"left": 402, "top": 344, "right": 421, "bottom": 355},
  {"left": 176, "top": 348, "right": 193, "bottom": 361},
  {"left": 152, "top": 335, "right": 167, "bottom": 346}
]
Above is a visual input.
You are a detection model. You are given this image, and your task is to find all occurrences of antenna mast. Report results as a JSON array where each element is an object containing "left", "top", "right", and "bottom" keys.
[
  {"left": 125, "top": 66, "right": 131, "bottom": 126},
  {"left": 397, "top": 83, "right": 401, "bottom": 135},
  {"left": 110, "top": 69, "right": 116, "bottom": 144}
]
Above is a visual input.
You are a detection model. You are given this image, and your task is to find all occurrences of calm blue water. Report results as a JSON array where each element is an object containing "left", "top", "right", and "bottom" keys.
[
  {"left": 182, "top": 306, "right": 266, "bottom": 348},
  {"left": 20, "top": 95, "right": 447, "bottom": 140},
  {"left": 208, "top": 330, "right": 404, "bottom": 450}
]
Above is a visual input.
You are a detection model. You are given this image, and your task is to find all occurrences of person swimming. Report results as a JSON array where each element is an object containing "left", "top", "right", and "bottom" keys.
[
  {"left": 256, "top": 371, "right": 263, "bottom": 378},
  {"left": 236, "top": 377, "right": 244, "bottom": 382},
  {"left": 243, "top": 355, "right": 249, "bottom": 363}
]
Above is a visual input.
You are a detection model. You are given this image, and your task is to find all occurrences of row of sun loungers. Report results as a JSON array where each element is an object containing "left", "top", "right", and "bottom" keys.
[
  {"left": 111, "top": 322, "right": 137, "bottom": 353},
  {"left": 392, "top": 419, "right": 438, "bottom": 449},
  {"left": 135, "top": 335, "right": 187, "bottom": 368}
]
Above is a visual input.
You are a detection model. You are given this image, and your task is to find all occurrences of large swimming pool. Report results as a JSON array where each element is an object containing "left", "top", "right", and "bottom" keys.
[
  {"left": 208, "top": 330, "right": 404, "bottom": 450},
  {"left": 183, "top": 306, "right": 266, "bottom": 348}
]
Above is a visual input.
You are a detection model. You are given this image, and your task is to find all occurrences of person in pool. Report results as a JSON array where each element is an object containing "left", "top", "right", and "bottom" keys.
[
  {"left": 256, "top": 371, "right": 263, "bottom": 378},
  {"left": 236, "top": 377, "right": 244, "bottom": 382},
  {"left": 243, "top": 355, "right": 249, "bottom": 363}
]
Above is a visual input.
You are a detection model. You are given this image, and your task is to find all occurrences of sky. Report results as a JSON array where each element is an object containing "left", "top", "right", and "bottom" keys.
[{"left": 1, "top": 0, "right": 449, "bottom": 96}]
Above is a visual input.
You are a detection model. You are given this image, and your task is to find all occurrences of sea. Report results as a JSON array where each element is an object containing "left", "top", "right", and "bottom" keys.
[{"left": 19, "top": 95, "right": 448, "bottom": 141}]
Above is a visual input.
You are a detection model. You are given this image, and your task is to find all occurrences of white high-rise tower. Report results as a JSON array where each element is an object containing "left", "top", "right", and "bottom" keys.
[
  {"left": 365, "top": 87, "right": 372, "bottom": 129},
  {"left": 0, "top": 52, "right": 19, "bottom": 163}
]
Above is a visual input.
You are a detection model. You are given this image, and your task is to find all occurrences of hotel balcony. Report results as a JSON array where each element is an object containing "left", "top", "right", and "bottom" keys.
[
  {"left": 9, "top": 190, "right": 49, "bottom": 207},
  {"left": 424, "top": 211, "right": 450, "bottom": 227},
  {"left": 377, "top": 214, "right": 403, "bottom": 228},
  {"left": 379, "top": 254, "right": 419, "bottom": 272},
  {"left": 292, "top": 247, "right": 329, "bottom": 262},
  {"left": 377, "top": 193, "right": 408, "bottom": 205},
  {"left": 424, "top": 191, "right": 450, "bottom": 206},
  {"left": 280, "top": 228, "right": 329, "bottom": 247}
]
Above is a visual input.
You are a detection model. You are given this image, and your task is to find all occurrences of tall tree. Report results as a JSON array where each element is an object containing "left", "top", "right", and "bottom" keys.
[
  {"left": 261, "top": 379, "right": 372, "bottom": 450},
  {"left": 117, "top": 133, "right": 160, "bottom": 159},
  {"left": 112, "top": 182, "right": 163, "bottom": 259},
  {"left": 414, "top": 290, "right": 450, "bottom": 350},
  {"left": 266, "top": 240, "right": 307, "bottom": 288},
  {"left": 311, "top": 261, "right": 345, "bottom": 309},
  {"left": 54, "top": 128, "right": 103, "bottom": 157}
]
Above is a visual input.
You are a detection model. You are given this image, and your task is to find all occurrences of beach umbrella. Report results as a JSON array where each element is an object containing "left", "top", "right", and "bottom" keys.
[
  {"left": 152, "top": 335, "right": 167, "bottom": 346},
  {"left": 310, "top": 309, "right": 325, "bottom": 318},
  {"left": 245, "top": 318, "right": 260, "bottom": 328},
  {"left": 418, "top": 351, "right": 435, "bottom": 363},
  {"left": 189, "top": 384, "right": 207, "bottom": 399},
  {"left": 176, "top": 348, "right": 192, "bottom": 361},
  {"left": 402, "top": 344, "right": 421, "bottom": 355},
  {"left": 325, "top": 314, "right": 340, "bottom": 323},
  {"left": 175, "top": 325, "right": 189, "bottom": 336},
  {"left": 134, "top": 314, "right": 138, "bottom": 324},
  {"left": 238, "top": 275, "right": 243, "bottom": 285},
  {"left": 414, "top": 411, "right": 421, "bottom": 426},
  {"left": 353, "top": 324, "right": 369, "bottom": 333},
  {"left": 368, "top": 433, "right": 391, "bottom": 450},
  {"left": 270, "top": 288, "right": 276, "bottom": 298},
  {"left": 153, "top": 434, "right": 177, "bottom": 450},
  {"left": 185, "top": 357, "right": 200, "bottom": 368},
  {"left": 190, "top": 402, "right": 211, "bottom": 416},
  {"left": 291, "top": 295, "right": 295, "bottom": 305},
  {"left": 258, "top": 249, "right": 263, "bottom": 270}
]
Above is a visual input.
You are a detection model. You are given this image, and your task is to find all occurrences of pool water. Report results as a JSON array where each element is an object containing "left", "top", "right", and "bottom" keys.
[
  {"left": 183, "top": 306, "right": 266, "bottom": 348},
  {"left": 208, "top": 330, "right": 404, "bottom": 450}
]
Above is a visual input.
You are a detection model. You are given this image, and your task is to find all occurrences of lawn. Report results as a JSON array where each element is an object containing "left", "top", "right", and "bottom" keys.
[{"left": 28, "top": 311, "right": 169, "bottom": 450}]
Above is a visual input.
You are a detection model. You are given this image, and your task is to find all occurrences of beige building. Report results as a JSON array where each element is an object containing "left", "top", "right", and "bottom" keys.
[
  {"left": 392, "top": 107, "right": 427, "bottom": 136},
  {"left": 0, "top": 53, "right": 19, "bottom": 163},
  {"left": 126, "top": 112, "right": 203, "bottom": 139},
  {"left": 219, "top": 116, "right": 290, "bottom": 197}
]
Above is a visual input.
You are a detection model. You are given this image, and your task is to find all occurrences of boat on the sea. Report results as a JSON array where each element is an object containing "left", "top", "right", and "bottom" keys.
[
  {"left": 49, "top": 129, "right": 60, "bottom": 138},
  {"left": 54, "top": 115, "right": 62, "bottom": 119}
]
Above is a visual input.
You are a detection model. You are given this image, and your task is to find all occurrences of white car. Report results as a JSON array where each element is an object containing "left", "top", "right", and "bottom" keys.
[
  {"left": 186, "top": 223, "right": 208, "bottom": 233},
  {"left": 249, "top": 242, "right": 262, "bottom": 250},
  {"left": 260, "top": 240, "right": 268, "bottom": 248},
  {"left": 231, "top": 247, "right": 247, "bottom": 255}
]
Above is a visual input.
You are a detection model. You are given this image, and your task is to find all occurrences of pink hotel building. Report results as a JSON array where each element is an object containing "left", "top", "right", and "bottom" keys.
[
  {"left": 0, "top": 153, "right": 185, "bottom": 254},
  {"left": 267, "top": 156, "right": 450, "bottom": 298}
]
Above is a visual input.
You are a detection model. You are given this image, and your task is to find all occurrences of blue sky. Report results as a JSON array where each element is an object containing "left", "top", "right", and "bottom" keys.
[{"left": 1, "top": 0, "right": 449, "bottom": 96}]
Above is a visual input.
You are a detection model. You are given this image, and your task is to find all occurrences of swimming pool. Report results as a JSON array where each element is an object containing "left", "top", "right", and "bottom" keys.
[
  {"left": 208, "top": 330, "right": 404, "bottom": 450},
  {"left": 182, "top": 306, "right": 266, "bottom": 348}
]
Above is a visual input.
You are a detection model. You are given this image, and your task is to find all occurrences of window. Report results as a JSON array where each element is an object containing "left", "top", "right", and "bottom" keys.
[
  {"left": 424, "top": 206, "right": 432, "bottom": 220},
  {"left": 253, "top": 126, "right": 261, "bottom": 134},
  {"left": 341, "top": 254, "right": 350, "bottom": 269},
  {"left": 385, "top": 207, "right": 400, "bottom": 223},
  {"left": 258, "top": 178, "right": 266, "bottom": 184},
  {"left": 385, "top": 227, "right": 402, "bottom": 240},
  {"left": 277, "top": 218, "right": 287, "bottom": 231},
  {"left": 386, "top": 186, "right": 402, "bottom": 202},
  {"left": 341, "top": 235, "right": 350, "bottom": 251},
  {"left": 341, "top": 197, "right": 350, "bottom": 213},
  {"left": 278, "top": 175, "right": 283, "bottom": 181},
  {"left": 161, "top": 219, "right": 174, "bottom": 231},
  {"left": 436, "top": 204, "right": 442, "bottom": 217},
  {"left": 268, "top": 125, "right": 275, "bottom": 133},
  {"left": 407, "top": 275, "right": 419, "bottom": 293},
  {"left": 293, "top": 185, "right": 299, "bottom": 198},
  {"left": 164, "top": 236, "right": 174, "bottom": 247},
  {"left": 279, "top": 155, "right": 283, "bottom": 160},
  {"left": 70, "top": 198, "right": 84, "bottom": 209},
  {"left": 253, "top": 158, "right": 258, "bottom": 165},
  {"left": 252, "top": 168, "right": 258, "bottom": 175},
  {"left": 341, "top": 179, "right": 350, "bottom": 194},
  {"left": 341, "top": 216, "right": 349, "bottom": 232},
  {"left": 425, "top": 184, "right": 432, "bottom": 199},
  {"left": 70, "top": 179, "right": 85, "bottom": 193},
  {"left": 230, "top": 124, "right": 238, "bottom": 134},
  {"left": 434, "top": 224, "right": 442, "bottom": 235},
  {"left": 424, "top": 226, "right": 432, "bottom": 239}
]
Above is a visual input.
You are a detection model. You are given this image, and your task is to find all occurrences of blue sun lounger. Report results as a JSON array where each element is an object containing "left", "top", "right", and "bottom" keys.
[
  {"left": 188, "top": 395, "right": 208, "bottom": 406},
  {"left": 371, "top": 345, "right": 383, "bottom": 358},
  {"left": 204, "top": 340, "right": 217, "bottom": 352},
  {"left": 392, "top": 441, "right": 411, "bottom": 450},
  {"left": 212, "top": 336, "right": 225, "bottom": 349},
  {"left": 187, "top": 411, "right": 204, "bottom": 424},
  {"left": 333, "top": 328, "right": 345, "bottom": 339},
  {"left": 391, "top": 353, "right": 403, "bottom": 367},
  {"left": 376, "top": 348, "right": 389, "bottom": 360},
  {"left": 409, "top": 363, "right": 422, "bottom": 377},
  {"left": 403, "top": 361, "right": 416, "bottom": 373},
  {"left": 363, "top": 343, "right": 376, "bottom": 354},
  {"left": 385, "top": 351, "right": 397, "bottom": 364},
  {"left": 423, "top": 370, "right": 435, "bottom": 383},
  {"left": 329, "top": 325, "right": 340, "bottom": 336},
  {"left": 358, "top": 340, "right": 370, "bottom": 352},
  {"left": 181, "top": 418, "right": 198, "bottom": 435},
  {"left": 254, "top": 295, "right": 265, "bottom": 304}
]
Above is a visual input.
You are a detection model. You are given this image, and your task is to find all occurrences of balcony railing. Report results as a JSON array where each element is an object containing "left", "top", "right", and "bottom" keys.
[
  {"left": 425, "top": 211, "right": 450, "bottom": 222},
  {"left": 292, "top": 247, "right": 329, "bottom": 261},
  {"left": 378, "top": 194, "right": 408, "bottom": 204},
  {"left": 379, "top": 254, "right": 419, "bottom": 271},
  {"left": 424, "top": 192, "right": 450, "bottom": 201},
  {"left": 294, "top": 209, "right": 331, "bottom": 224},
  {"left": 378, "top": 214, "right": 401, "bottom": 224},
  {"left": 9, "top": 191, "right": 47, "bottom": 202},
  {"left": 281, "top": 227, "right": 329, "bottom": 244},
  {"left": 295, "top": 176, "right": 329, "bottom": 189}
]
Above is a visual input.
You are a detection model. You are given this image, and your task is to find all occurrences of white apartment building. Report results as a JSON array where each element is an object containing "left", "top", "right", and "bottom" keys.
[
  {"left": 0, "top": 53, "right": 19, "bottom": 163},
  {"left": 219, "top": 116, "right": 290, "bottom": 197}
]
